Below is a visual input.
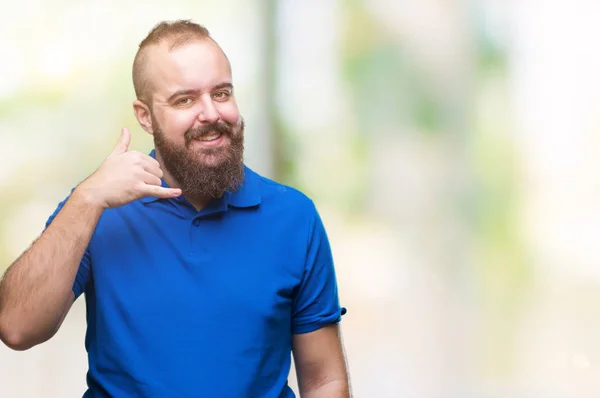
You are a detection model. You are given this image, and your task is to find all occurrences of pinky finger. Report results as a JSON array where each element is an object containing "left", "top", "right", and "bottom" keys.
[{"left": 146, "top": 186, "right": 182, "bottom": 199}]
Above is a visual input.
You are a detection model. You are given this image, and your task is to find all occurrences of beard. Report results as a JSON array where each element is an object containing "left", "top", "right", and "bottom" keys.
[{"left": 152, "top": 114, "right": 245, "bottom": 200}]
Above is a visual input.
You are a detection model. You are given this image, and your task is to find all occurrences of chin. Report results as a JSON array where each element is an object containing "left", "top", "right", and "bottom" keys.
[{"left": 196, "top": 153, "right": 229, "bottom": 168}]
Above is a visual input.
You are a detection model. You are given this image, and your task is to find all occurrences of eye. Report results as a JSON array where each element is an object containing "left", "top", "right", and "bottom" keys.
[
  {"left": 175, "top": 98, "right": 193, "bottom": 106},
  {"left": 213, "top": 91, "right": 231, "bottom": 101}
]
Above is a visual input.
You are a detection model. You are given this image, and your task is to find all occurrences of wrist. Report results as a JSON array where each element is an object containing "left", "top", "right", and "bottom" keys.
[{"left": 72, "top": 182, "right": 107, "bottom": 211}]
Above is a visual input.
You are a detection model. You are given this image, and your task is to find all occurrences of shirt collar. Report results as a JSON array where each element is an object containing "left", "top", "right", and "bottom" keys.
[
  {"left": 140, "top": 149, "right": 261, "bottom": 208},
  {"left": 225, "top": 166, "right": 262, "bottom": 208}
]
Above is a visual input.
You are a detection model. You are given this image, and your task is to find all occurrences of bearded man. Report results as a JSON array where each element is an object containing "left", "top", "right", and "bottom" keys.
[{"left": 0, "top": 20, "right": 350, "bottom": 398}]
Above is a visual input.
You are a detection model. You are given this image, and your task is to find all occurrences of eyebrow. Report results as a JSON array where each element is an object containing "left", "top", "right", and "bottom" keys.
[{"left": 166, "top": 82, "right": 234, "bottom": 103}]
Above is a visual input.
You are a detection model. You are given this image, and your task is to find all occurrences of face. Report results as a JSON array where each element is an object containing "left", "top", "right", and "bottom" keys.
[{"left": 135, "top": 38, "right": 245, "bottom": 198}]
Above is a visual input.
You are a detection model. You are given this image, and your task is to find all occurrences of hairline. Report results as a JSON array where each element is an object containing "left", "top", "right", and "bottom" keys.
[{"left": 134, "top": 35, "right": 229, "bottom": 108}]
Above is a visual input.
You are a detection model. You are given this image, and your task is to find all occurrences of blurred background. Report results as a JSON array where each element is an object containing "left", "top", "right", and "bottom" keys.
[{"left": 1, "top": 0, "right": 600, "bottom": 396}]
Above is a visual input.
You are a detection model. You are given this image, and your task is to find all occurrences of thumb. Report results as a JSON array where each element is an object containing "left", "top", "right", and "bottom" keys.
[{"left": 111, "top": 128, "right": 131, "bottom": 155}]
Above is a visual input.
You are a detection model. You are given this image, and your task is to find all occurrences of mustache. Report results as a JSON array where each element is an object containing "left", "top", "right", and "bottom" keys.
[{"left": 184, "top": 121, "right": 234, "bottom": 142}]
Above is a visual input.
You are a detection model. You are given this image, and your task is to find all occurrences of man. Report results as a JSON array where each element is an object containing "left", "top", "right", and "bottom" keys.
[{"left": 0, "top": 20, "right": 350, "bottom": 397}]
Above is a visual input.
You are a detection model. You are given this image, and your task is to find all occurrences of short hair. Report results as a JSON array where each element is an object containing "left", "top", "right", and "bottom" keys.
[{"left": 132, "top": 20, "right": 212, "bottom": 104}]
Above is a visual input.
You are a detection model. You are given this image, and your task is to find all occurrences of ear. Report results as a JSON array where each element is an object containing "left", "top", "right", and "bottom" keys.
[{"left": 133, "top": 100, "right": 154, "bottom": 135}]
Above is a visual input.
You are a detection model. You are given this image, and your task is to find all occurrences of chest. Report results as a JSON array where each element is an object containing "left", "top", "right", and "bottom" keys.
[{"left": 89, "top": 209, "right": 307, "bottom": 330}]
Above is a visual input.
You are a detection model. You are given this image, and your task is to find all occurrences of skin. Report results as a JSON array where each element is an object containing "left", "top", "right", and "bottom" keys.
[
  {"left": 293, "top": 324, "right": 352, "bottom": 397},
  {"left": 0, "top": 36, "right": 350, "bottom": 397}
]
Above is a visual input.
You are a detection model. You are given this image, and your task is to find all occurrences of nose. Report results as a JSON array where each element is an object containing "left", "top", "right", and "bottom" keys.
[{"left": 197, "top": 95, "right": 219, "bottom": 124}]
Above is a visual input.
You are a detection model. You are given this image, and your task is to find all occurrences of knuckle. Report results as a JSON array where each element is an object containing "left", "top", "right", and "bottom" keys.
[
  {"left": 131, "top": 151, "right": 145, "bottom": 162},
  {"left": 133, "top": 180, "right": 146, "bottom": 191},
  {"left": 126, "top": 152, "right": 141, "bottom": 164},
  {"left": 132, "top": 169, "right": 144, "bottom": 180}
]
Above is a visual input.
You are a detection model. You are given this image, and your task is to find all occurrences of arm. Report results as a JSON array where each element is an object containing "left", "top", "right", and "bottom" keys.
[
  {"left": 291, "top": 201, "right": 349, "bottom": 396},
  {"left": 0, "top": 190, "right": 103, "bottom": 350},
  {"left": 0, "top": 128, "right": 180, "bottom": 351},
  {"left": 293, "top": 323, "right": 351, "bottom": 398}
]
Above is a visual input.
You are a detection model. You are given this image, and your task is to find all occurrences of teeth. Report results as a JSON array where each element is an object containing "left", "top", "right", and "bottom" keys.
[{"left": 197, "top": 133, "right": 221, "bottom": 141}]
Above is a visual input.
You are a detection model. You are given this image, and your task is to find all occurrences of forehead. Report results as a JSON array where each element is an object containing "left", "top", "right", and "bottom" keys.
[{"left": 144, "top": 39, "right": 232, "bottom": 99}]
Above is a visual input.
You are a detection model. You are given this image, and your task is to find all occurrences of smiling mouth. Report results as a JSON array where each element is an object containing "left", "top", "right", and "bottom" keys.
[{"left": 195, "top": 132, "right": 222, "bottom": 142}]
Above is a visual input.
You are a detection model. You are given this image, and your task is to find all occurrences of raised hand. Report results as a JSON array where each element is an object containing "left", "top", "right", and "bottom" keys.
[{"left": 77, "top": 128, "right": 181, "bottom": 209}]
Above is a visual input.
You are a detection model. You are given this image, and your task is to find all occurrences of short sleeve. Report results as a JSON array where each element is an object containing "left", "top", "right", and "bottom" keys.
[
  {"left": 291, "top": 203, "right": 345, "bottom": 334},
  {"left": 45, "top": 193, "right": 92, "bottom": 301}
]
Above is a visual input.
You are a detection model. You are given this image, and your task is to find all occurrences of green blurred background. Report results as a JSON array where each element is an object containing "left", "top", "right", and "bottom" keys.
[{"left": 2, "top": 0, "right": 600, "bottom": 397}]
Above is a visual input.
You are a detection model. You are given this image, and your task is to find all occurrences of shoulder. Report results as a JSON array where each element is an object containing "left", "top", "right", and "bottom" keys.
[{"left": 246, "top": 167, "right": 317, "bottom": 215}]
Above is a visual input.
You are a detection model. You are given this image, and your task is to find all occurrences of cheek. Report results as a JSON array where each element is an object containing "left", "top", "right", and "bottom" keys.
[
  {"left": 163, "top": 111, "right": 198, "bottom": 137},
  {"left": 218, "top": 103, "right": 240, "bottom": 125}
]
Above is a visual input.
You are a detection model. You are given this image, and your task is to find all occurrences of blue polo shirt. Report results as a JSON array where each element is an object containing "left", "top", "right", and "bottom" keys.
[{"left": 45, "top": 154, "right": 344, "bottom": 398}]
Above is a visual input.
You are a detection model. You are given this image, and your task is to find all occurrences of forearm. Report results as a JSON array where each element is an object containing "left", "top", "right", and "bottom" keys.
[
  {"left": 300, "top": 379, "right": 350, "bottom": 398},
  {"left": 0, "top": 188, "right": 103, "bottom": 349}
]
